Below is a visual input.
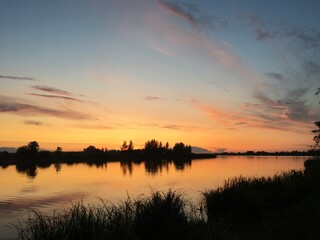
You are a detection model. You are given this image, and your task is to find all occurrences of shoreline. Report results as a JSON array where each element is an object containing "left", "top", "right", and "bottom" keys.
[{"left": 0, "top": 152, "right": 217, "bottom": 167}]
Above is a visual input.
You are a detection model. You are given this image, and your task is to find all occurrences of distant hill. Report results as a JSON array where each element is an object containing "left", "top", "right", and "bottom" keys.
[
  {"left": 191, "top": 146, "right": 212, "bottom": 154},
  {"left": 0, "top": 147, "right": 16, "bottom": 153}
]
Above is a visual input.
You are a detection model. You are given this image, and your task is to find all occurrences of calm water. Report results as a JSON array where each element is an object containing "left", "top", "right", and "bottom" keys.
[{"left": 0, "top": 156, "right": 309, "bottom": 239}]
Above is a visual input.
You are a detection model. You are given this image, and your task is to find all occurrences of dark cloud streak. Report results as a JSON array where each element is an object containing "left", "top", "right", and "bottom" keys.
[
  {"left": 0, "top": 95, "right": 92, "bottom": 120},
  {"left": 255, "top": 28, "right": 270, "bottom": 40},
  {"left": 253, "top": 90, "right": 319, "bottom": 124},
  {"left": 144, "top": 96, "right": 165, "bottom": 101},
  {"left": 27, "top": 93, "right": 85, "bottom": 102},
  {"left": 250, "top": 16, "right": 320, "bottom": 49},
  {"left": 0, "top": 75, "right": 35, "bottom": 81},
  {"left": 74, "top": 124, "right": 114, "bottom": 130},
  {"left": 158, "top": 0, "right": 227, "bottom": 31},
  {"left": 31, "top": 85, "right": 71, "bottom": 96},
  {"left": 24, "top": 120, "right": 43, "bottom": 126},
  {"left": 266, "top": 72, "right": 284, "bottom": 81}
]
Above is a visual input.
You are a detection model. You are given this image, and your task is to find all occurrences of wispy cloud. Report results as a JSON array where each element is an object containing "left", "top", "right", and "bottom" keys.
[
  {"left": 0, "top": 95, "right": 92, "bottom": 120},
  {"left": 196, "top": 88, "right": 317, "bottom": 133},
  {"left": 303, "top": 60, "right": 320, "bottom": 78},
  {"left": 143, "top": 96, "right": 166, "bottom": 101},
  {"left": 26, "top": 93, "right": 85, "bottom": 102},
  {"left": 197, "top": 104, "right": 244, "bottom": 126},
  {"left": 266, "top": 72, "right": 284, "bottom": 81},
  {"left": 242, "top": 103, "right": 262, "bottom": 109},
  {"left": 253, "top": 89, "right": 318, "bottom": 124},
  {"left": 158, "top": 0, "right": 196, "bottom": 27},
  {"left": 287, "top": 27, "right": 320, "bottom": 48},
  {"left": 31, "top": 85, "right": 71, "bottom": 96},
  {"left": 255, "top": 27, "right": 270, "bottom": 40},
  {"left": 129, "top": 121, "right": 207, "bottom": 132},
  {"left": 246, "top": 15, "right": 320, "bottom": 111},
  {"left": 235, "top": 122, "right": 246, "bottom": 125},
  {"left": 162, "top": 124, "right": 188, "bottom": 130},
  {"left": 73, "top": 124, "right": 114, "bottom": 130},
  {"left": 158, "top": 0, "right": 227, "bottom": 31},
  {"left": 150, "top": 43, "right": 176, "bottom": 57},
  {"left": 146, "top": 14, "right": 261, "bottom": 85},
  {"left": 249, "top": 15, "right": 320, "bottom": 49},
  {"left": 23, "top": 120, "right": 44, "bottom": 126},
  {"left": 0, "top": 75, "right": 35, "bottom": 81}
]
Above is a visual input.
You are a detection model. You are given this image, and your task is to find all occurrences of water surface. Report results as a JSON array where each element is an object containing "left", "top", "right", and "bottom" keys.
[{"left": 0, "top": 156, "right": 309, "bottom": 239}]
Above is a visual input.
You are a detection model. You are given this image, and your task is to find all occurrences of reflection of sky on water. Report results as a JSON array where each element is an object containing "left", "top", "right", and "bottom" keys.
[
  {"left": 0, "top": 191, "right": 86, "bottom": 240},
  {"left": 0, "top": 191, "right": 85, "bottom": 213},
  {"left": 20, "top": 185, "right": 39, "bottom": 194},
  {"left": 0, "top": 156, "right": 310, "bottom": 239}
]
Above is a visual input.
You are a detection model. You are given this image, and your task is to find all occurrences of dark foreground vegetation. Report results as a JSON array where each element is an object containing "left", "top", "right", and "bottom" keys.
[{"left": 16, "top": 158, "right": 320, "bottom": 240}]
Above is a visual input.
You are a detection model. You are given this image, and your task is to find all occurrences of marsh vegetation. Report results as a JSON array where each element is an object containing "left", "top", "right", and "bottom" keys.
[{"left": 16, "top": 159, "right": 320, "bottom": 240}]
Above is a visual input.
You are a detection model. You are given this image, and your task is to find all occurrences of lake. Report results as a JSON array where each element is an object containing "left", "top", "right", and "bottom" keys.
[{"left": 0, "top": 156, "right": 310, "bottom": 239}]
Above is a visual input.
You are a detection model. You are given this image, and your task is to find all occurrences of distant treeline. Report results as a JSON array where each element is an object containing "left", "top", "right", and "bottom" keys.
[
  {"left": 0, "top": 140, "right": 216, "bottom": 164},
  {"left": 218, "top": 150, "right": 319, "bottom": 156},
  {"left": 0, "top": 140, "right": 216, "bottom": 179}
]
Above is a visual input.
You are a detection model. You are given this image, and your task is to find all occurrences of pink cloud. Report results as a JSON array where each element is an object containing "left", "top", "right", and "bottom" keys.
[
  {"left": 157, "top": 0, "right": 197, "bottom": 27},
  {"left": 196, "top": 102, "right": 312, "bottom": 133},
  {"left": 144, "top": 6, "right": 263, "bottom": 85}
]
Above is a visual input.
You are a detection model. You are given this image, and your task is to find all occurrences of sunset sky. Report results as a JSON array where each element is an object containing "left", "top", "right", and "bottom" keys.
[{"left": 1, "top": 0, "right": 320, "bottom": 152}]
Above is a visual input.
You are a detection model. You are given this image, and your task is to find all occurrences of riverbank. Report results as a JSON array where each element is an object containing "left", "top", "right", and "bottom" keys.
[{"left": 15, "top": 158, "right": 320, "bottom": 240}]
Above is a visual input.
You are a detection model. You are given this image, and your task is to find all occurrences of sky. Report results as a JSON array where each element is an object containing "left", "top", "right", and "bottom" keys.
[{"left": 0, "top": 0, "right": 320, "bottom": 152}]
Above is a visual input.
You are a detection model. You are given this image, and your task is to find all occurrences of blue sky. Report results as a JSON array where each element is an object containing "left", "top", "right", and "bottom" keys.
[{"left": 1, "top": 0, "right": 320, "bottom": 152}]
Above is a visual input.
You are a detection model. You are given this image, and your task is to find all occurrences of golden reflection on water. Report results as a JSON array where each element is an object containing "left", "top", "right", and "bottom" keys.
[
  {"left": 0, "top": 156, "right": 309, "bottom": 239},
  {"left": 1, "top": 156, "right": 308, "bottom": 201}
]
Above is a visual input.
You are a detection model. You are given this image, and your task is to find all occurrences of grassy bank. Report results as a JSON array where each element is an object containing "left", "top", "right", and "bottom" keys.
[
  {"left": 203, "top": 160, "right": 320, "bottom": 240},
  {"left": 16, "top": 159, "right": 320, "bottom": 240}
]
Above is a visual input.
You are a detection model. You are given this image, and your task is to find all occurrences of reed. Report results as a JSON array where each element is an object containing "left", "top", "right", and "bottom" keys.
[
  {"left": 16, "top": 160, "right": 320, "bottom": 240},
  {"left": 202, "top": 164, "right": 320, "bottom": 239},
  {"left": 16, "top": 190, "right": 207, "bottom": 240}
]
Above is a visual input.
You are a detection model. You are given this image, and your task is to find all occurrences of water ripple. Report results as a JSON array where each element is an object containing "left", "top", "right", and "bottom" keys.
[{"left": 0, "top": 191, "right": 85, "bottom": 213}]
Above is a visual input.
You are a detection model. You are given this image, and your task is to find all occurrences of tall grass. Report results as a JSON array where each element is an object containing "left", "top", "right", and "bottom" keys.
[
  {"left": 202, "top": 162, "right": 320, "bottom": 240},
  {"left": 16, "top": 199, "right": 136, "bottom": 240},
  {"left": 16, "top": 190, "right": 208, "bottom": 240},
  {"left": 16, "top": 159, "right": 320, "bottom": 240},
  {"left": 203, "top": 170, "right": 306, "bottom": 222}
]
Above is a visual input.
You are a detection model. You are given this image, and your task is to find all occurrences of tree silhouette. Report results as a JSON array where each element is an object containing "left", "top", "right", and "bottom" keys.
[
  {"left": 128, "top": 140, "right": 134, "bottom": 151},
  {"left": 27, "top": 141, "right": 39, "bottom": 154},
  {"left": 16, "top": 141, "right": 39, "bottom": 158},
  {"left": 165, "top": 142, "right": 169, "bottom": 150},
  {"left": 172, "top": 142, "right": 192, "bottom": 155},
  {"left": 83, "top": 145, "right": 104, "bottom": 159},
  {"left": 84, "top": 145, "right": 98, "bottom": 154},
  {"left": 312, "top": 88, "right": 320, "bottom": 151},
  {"left": 121, "top": 141, "right": 128, "bottom": 151},
  {"left": 144, "top": 139, "right": 163, "bottom": 155},
  {"left": 55, "top": 146, "right": 62, "bottom": 153}
]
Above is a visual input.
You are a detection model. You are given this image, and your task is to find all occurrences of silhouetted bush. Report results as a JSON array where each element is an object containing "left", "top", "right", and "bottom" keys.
[
  {"left": 144, "top": 139, "right": 165, "bottom": 157},
  {"left": 203, "top": 171, "right": 306, "bottom": 222},
  {"left": 83, "top": 146, "right": 105, "bottom": 159},
  {"left": 203, "top": 166, "right": 320, "bottom": 240},
  {"left": 134, "top": 190, "right": 192, "bottom": 240},
  {"left": 172, "top": 142, "right": 191, "bottom": 156},
  {"left": 305, "top": 158, "right": 320, "bottom": 183},
  {"left": 16, "top": 141, "right": 40, "bottom": 160}
]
